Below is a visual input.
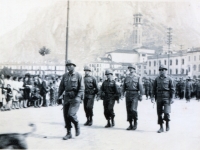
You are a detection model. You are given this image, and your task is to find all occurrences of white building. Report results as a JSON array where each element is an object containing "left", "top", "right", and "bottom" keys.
[{"left": 146, "top": 50, "right": 193, "bottom": 78}]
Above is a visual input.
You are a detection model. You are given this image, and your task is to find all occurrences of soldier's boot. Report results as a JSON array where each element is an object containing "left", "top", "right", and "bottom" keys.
[
  {"left": 88, "top": 117, "right": 93, "bottom": 126},
  {"left": 157, "top": 124, "right": 164, "bottom": 133},
  {"left": 111, "top": 118, "right": 115, "bottom": 127},
  {"left": 166, "top": 121, "right": 170, "bottom": 132},
  {"left": 84, "top": 117, "right": 90, "bottom": 126},
  {"left": 132, "top": 120, "right": 137, "bottom": 130},
  {"left": 127, "top": 121, "right": 133, "bottom": 130},
  {"left": 74, "top": 123, "right": 80, "bottom": 136},
  {"left": 63, "top": 129, "right": 72, "bottom": 140},
  {"left": 105, "top": 120, "right": 111, "bottom": 128}
]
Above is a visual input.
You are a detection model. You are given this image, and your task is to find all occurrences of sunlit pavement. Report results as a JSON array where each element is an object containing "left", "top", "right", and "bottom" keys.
[{"left": 0, "top": 96, "right": 200, "bottom": 150}]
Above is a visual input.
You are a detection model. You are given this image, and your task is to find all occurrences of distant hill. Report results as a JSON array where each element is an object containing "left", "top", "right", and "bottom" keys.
[{"left": 0, "top": 1, "right": 200, "bottom": 67}]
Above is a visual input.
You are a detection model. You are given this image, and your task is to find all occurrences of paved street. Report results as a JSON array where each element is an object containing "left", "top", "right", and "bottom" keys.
[{"left": 1, "top": 97, "right": 200, "bottom": 150}]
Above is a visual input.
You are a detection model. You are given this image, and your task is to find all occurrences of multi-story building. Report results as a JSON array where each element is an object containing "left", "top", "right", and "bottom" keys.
[{"left": 0, "top": 62, "right": 65, "bottom": 75}]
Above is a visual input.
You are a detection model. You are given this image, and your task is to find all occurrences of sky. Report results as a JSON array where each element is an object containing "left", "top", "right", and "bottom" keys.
[
  {"left": 0, "top": 0, "right": 57, "bottom": 36},
  {"left": 0, "top": 0, "right": 199, "bottom": 36}
]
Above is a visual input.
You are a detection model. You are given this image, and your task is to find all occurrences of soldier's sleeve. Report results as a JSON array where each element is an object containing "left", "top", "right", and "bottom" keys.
[
  {"left": 138, "top": 77, "right": 143, "bottom": 95},
  {"left": 121, "top": 80, "right": 125, "bottom": 96},
  {"left": 151, "top": 79, "right": 156, "bottom": 100},
  {"left": 58, "top": 75, "right": 65, "bottom": 98},
  {"left": 169, "top": 78, "right": 175, "bottom": 99},
  {"left": 93, "top": 77, "right": 99, "bottom": 95},
  {"left": 77, "top": 73, "right": 85, "bottom": 97}
]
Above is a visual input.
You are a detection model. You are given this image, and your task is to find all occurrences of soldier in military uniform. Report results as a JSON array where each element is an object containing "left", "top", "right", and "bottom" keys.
[
  {"left": 58, "top": 60, "right": 84, "bottom": 140},
  {"left": 143, "top": 77, "right": 151, "bottom": 100},
  {"left": 196, "top": 78, "right": 200, "bottom": 101},
  {"left": 121, "top": 64, "right": 143, "bottom": 130},
  {"left": 83, "top": 66, "right": 99, "bottom": 126},
  {"left": 185, "top": 76, "right": 193, "bottom": 103},
  {"left": 99, "top": 69, "right": 120, "bottom": 128},
  {"left": 151, "top": 65, "right": 175, "bottom": 133},
  {"left": 179, "top": 77, "right": 185, "bottom": 100}
]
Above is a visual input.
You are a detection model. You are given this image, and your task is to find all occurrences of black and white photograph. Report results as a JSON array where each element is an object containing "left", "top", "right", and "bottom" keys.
[{"left": 0, "top": 0, "right": 200, "bottom": 149}]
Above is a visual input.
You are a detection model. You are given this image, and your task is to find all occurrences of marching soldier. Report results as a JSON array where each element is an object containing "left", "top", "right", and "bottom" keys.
[
  {"left": 185, "top": 76, "right": 193, "bottom": 103},
  {"left": 99, "top": 69, "right": 120, "bottom": 128},
  {"left": 151, "top": 65, "right": 175, "bottom": 133},
  {"left": 58, "top": 60, "right": 84, "bottom": 140},
  {"left": 179, "top": 77, "right": 185, "bottom": 100},
  {"left": 196, "top": 78, "right": 200, "bottom": 101},
  {"left": 143, "top": 77, "right": 151, "bottom": 100},
  {"left": 121, "top": 64, "right": 143, "bottom": 130},
  {"left": 83, "top": 66, "right": 99, "bottom": 126}
]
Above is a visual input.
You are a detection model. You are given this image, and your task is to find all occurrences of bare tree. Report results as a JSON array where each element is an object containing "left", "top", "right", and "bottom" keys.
[{"left": 39, "top": 46, "right": 51, "bottom": 57}]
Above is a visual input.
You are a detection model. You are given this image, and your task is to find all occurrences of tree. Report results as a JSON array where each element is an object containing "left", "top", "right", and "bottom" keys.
[
  {"left": 0, "top": 67, "right": 12, "bottom": 76},
  {"left": 39, "top": 46, "right": 51, "bottom": 57}
]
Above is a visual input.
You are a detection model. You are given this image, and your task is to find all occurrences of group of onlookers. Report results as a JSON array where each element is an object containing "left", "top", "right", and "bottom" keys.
[{"left": 0, "top": 73, "right": 63, "bottom": 111}]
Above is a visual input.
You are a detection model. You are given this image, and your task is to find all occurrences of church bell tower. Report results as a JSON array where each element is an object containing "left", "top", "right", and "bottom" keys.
[{"left": 133, "top": 13, "right": 143, "bottom": 48}]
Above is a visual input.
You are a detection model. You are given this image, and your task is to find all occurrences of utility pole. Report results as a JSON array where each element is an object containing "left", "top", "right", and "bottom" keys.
[
  {"left": 65, "top": 0, "right": 70, "bottom": 73},
  {"left": 167, "top": 27, "right": 172, "bottom": 74}
]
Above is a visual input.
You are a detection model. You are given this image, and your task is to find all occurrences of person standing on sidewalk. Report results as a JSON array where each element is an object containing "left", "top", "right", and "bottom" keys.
[
  {"left": 151, "top": 65, "right": 175, "bottom": 133},
  {"left": 83, "top": 66, "right": 99, "bottom": 126},
  {"left": 58, "top": 60, "right": 84, "bottom": 140},
  {"left": 185, "top": 76, "right": 193, "bottom": 103},
  {"left": 121, "top": 64, "right": 143, "bottom": 130}
]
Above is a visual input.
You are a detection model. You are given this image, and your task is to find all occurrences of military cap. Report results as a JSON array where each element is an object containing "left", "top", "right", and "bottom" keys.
[
  {"left": 66, "top": 60, "right": 76, "bottom": 67},
  {"left": 105, "top": 69, "right": 113, "bottom": 75},
  {"left": 128, "top": 64, "right": 136, "bottom": 69},
  {"left": 84, "top": 66, "right": 91, "bottom": 71},
  {"left": 159, "top": 64, "right": 167, "bottom": 70},
  {"left": 25, "top": 73, "right": 30, "bottom": 78},
  {"left": 186, "top": 76, "right": 191, "bottom": 80}
]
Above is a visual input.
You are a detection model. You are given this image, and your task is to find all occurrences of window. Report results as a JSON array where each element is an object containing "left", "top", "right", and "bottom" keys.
[
  {"left": 199, "top": 55, "right": 200, "bottom": 60},
  {"left": 170, "top": 60, "right": 172, "bottom": 66},
  {"left": 149, "top": 61, "right": 151, "bottom": 67},
  {"left": 194, "top": 65, "right": 196, "bottom": 71},
  {"left": 182, "top": 59, "right": 184, "bottom": 65},
  {"left": 149, "top": 70, "right": 151, "bottom": 75},
  {"left": 170, "top": 69, "right": 172, "bottom": 74},
  {"left": 176, "top": 69, "right": 178, "bottom": 74},
  {"left": 176, "top": 59, "right": 178, "bottom": 65},
  {"left": 154, "top": 61, "right": 156, "bottom": 66},
  {"left": 154, "top": 70, "right": 156, "bottom": 74},
  {"left": 142, "top": 54, "right": 146, "bottom": 56},
  {"left": 188, "top": 66, "right": 190, "bottom": 72},
  {"left": 159, "top": 60, "right": 161, "bottom": 65},
  {"left": 199, "top": 65, "right": 200, "bottom": 72},
  {"left": 144, "top": 66, "right": 146, "bottom": 69},
  {"left": 164, "top": 60, "right": 166, "bottom": 65},
  {"left": 194, "top": 56, "right": 196, "bottom": 61},
  {"left": 181, "top": 69, "right": 184, "bottom": 74}
]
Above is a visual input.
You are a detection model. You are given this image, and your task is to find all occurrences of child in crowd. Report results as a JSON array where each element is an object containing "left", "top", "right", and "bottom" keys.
[
  {"left": 49, "top": 81, "right": 56, "bottom": 106},
  {"left": 3, "top": 84, "right": 13, "bottom": 110},
  {"left": 31, "top": 82, "right": 43, "bottom": 108}
]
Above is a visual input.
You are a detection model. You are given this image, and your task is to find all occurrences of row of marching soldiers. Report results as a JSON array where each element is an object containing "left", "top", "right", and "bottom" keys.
[
  {"left": 143, "top": 75, "right": 200, "bottom": 103},
  {"left": 59, "top": 60, "right": 177, "bottom": 141}
]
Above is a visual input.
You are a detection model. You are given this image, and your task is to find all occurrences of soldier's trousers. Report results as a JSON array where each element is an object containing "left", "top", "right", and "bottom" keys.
[
  {"left": 145, "top": 89, "right": 150, "bottom": 98},
  {"left": 196, "top": 91, "right": 200, "bottom": 100},
  {"left": 103, "top": 99, "right": 115, "bottom": 120},
  {"left": 83, "top": 95, "right": 95, "bottom": 118},
  {"left": 157, "top": 99, "right": 171, "bottom": 124},
  {"left": 179, "top": 90, "right": 184, "bottom": 99},
  {"left": 185, "top": 90, "right": 191, "bottom": 101},
  {"left": 63, "top": 100, "right": 80, "bottom": 129},
  {"left": 126, "top": 91, "right": 139, "bottom": 121}
]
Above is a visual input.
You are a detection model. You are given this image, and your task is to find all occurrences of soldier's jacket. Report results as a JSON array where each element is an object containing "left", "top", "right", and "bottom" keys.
[
  {"left": 143, "top": 80, "right": 151, "bottom": 90},
  {"left": 179, "top": 81, "right": 186, "bottom": 91},
  {"left": 192, "top": 82, "right": 197, "bottom": 92},
  {"left": 121, "top": 74, "right": 143, "bottom": 95},
  {"left": 185, "top": 80, "right": 193, "bottom": 92},
  {"left": 196, "top": 82, "right": 200, "bottom": 91},
  {"left": 84, "top": 75, "right": 99, "bottom": 95},
  {"left": 100, "top": 79, "right": 120, "bottom": 100},
  {"left": 152, "top": 75, "right": 175, "bottom": 100},
  {"left": 58, "top": 71, "right": 84, "bottom": 100}
]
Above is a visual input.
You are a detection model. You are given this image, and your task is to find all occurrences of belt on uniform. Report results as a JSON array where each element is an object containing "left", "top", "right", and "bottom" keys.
[
  {"left": 127, "top": 90, "right": 138, "bottom": 92},
  {"left": 157, "top": 91, "right": 170, "bottom": 93}
]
